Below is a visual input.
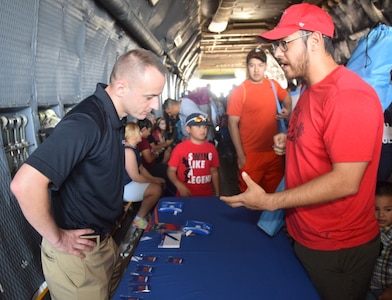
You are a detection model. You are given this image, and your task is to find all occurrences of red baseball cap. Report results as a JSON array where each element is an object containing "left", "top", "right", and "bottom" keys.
[{"left": 259, "top": 3, "right": 334, "bottom": 40}]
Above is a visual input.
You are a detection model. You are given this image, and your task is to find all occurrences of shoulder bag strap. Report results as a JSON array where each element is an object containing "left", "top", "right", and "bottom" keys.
[{"left": 270, "top": 79, "right": 287, "bottom": 133}]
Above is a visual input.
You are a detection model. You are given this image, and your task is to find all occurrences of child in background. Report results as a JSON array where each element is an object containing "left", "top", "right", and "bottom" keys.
[
  {"left": 367, "top": 181, "right": 392, "bottom": 300},
  {"left": 146, "top": 111, "right": 157, "bottom": 126},
  {"left": 167, "top": 113, "right": 220, "bottom": 197},
  {"left": 151, "top": 117, "right": 173, "bottom": 164},
  {"left": 123, "top": 122, "right": 165, "bottom": 229}
]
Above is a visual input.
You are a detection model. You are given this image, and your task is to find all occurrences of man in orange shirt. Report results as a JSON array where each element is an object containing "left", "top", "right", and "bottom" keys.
[{"left": 227, "top": 48, "right": 291, "bottom": 193}]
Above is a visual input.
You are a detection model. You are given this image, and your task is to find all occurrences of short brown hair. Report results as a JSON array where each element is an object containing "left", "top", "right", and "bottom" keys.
[
  {"left": 110, "top": 48, "right": 167, "bottom": 84},
  {"left": 246, "top": 48, "right": 267, "bottom": 64}
]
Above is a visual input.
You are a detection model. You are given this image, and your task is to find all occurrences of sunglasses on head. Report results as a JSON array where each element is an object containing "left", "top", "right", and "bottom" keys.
[{"left": 193, "top": 116, "right": 206, "bottom": 123}]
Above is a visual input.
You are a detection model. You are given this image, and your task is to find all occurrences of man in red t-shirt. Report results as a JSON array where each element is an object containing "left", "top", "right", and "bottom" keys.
[
  {"left": 227, "top": 48, "right": 291, "bottom": 193},
  {"left": 221, "top": 4, "right": 383, "bottom": 299}
]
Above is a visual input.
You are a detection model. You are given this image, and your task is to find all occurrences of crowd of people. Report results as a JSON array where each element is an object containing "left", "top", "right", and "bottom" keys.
[{"left": 9, "top": 3, "right": 392, "bottom": 300}]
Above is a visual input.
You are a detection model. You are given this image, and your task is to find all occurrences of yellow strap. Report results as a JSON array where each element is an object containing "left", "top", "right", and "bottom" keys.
[{"left": 36, "top": 287, "right": 49, "bottom": 300}]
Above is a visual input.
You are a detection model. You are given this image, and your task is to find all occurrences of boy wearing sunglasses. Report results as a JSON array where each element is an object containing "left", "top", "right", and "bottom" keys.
[{"left": 167, "top": 113, "right": 220, "bottom": 197}]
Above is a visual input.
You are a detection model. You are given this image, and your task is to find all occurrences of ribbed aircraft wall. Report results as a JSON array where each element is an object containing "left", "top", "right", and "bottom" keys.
[{"left": 0, "top": 0, "right": 139, "bottom": 298}]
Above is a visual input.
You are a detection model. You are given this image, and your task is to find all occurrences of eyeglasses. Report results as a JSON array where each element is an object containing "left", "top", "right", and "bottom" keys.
[{"left": 271, "top": 32, "right": 312, "bottom": 53}]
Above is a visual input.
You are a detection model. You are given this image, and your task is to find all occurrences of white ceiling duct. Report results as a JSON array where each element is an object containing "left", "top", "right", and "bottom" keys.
[{"left": 208, "top": 0, "right": 236, "bottom": 33}]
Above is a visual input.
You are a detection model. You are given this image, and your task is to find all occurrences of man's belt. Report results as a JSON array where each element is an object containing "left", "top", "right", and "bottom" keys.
[{"left": 81, "top": 233, "right": 110, "bottom": 245}]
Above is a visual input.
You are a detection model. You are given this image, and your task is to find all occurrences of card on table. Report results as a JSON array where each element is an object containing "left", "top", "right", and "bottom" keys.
[{"left": 158, "top": 232, "right": 182, "bottom": 248}]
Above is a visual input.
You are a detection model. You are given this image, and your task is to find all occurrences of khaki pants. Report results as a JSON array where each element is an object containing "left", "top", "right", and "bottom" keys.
[{"left": 41, "top": 236, "right": 122, "bottom": 300}]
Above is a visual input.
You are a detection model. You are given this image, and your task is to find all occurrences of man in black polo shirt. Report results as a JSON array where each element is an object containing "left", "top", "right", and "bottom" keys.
[{"left": 10, "top": 49, "right": 167, "bottom": 299}]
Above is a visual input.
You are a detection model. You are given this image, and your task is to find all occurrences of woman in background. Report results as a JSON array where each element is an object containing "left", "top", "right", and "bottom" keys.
[{"left": 123, "top": 122, "right": 165, "bottom": 229}]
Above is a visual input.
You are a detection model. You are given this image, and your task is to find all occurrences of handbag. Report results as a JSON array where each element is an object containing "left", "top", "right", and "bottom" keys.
[
  {"left": 257, "top": 176, "right": 285, "bottom": 236},
  {"left": 256, "top": 80, "right": 287, "bottom": 237}
]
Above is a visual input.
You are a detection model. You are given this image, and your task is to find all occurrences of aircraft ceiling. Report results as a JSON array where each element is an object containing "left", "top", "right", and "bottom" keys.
[{"left": 97, "top": 0, "right": 392, "bottom": 81}]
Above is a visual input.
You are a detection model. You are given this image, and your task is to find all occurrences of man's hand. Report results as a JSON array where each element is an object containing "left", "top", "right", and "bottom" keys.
[
  {"left": 52, "top": 228, "right": 97, "bottom": 258},
  {"left": 220, "top": 172, "right": 271, "bottom": 210},
  {"left": 275, "top": 106, "right": 291, "bottom": 121},
  {"left": 272, "top": 133, "right": 287, "bottom": 156}
]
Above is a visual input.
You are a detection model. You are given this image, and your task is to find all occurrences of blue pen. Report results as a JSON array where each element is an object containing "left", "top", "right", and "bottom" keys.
[{"left": 164, "top": 232, "right": 179, "bottom": 241}]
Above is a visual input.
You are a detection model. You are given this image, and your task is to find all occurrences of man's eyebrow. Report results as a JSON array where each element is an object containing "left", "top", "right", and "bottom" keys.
[{"left": 144, "top": 93, "right": 160, "bottom": 97}]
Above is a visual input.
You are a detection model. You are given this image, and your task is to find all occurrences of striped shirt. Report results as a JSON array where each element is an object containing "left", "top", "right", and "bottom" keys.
[{"left": 369, "top": 225, "right": 392, "bottom": 290}]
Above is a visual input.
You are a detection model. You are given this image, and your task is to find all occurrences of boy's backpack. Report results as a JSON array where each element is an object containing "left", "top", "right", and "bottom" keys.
[{"left": 346, "top": 24, "right": 392, "bottom": 180}]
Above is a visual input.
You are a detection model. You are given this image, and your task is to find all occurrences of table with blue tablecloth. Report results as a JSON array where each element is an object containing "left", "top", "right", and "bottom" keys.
[{"left": 113, "top": 196, "right": 320, "bottom": 300}]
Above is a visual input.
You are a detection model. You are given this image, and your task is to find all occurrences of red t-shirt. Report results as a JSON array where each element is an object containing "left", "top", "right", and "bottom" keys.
[
  {"left": 227, "top": 79, "right": 288, "bottom": 153},
  {"left": 168, "top": 140, "right": 220, "bottom": 196},
  {"left": 137, "top": 137, "right": 155, "bottom": 169},
  {"left": 152, "top": 129, "right": 161, "bottom": 143},
  {"left": 285, "top": 66, "right": 383, "bottom": 251}
]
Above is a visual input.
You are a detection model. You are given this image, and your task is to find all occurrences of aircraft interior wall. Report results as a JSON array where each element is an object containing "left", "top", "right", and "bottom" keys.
[{"left": 0, "top": 0, "right": 180, "bottom": 298}]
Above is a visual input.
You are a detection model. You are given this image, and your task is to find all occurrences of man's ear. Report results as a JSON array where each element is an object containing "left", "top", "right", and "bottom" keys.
[
  {"left": 114, "top": 80, "right": 128, "bottom": 98},
  {"left": 185, "top": 126, "right": 191, "bottom": 134},
  {"left": 307, "top": 31, "right": 324, "bottom": 51}
]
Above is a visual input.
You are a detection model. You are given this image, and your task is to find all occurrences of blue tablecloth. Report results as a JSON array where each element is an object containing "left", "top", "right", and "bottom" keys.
[{"left": 113, "top": 197, "right": 320, "bottom": 300}]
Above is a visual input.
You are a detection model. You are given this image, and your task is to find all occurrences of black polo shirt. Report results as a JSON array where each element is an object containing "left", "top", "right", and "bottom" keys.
[{"left": 26, "top": 83, "right": 125, "bottom": 233}]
